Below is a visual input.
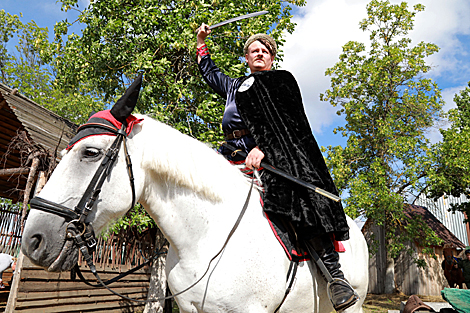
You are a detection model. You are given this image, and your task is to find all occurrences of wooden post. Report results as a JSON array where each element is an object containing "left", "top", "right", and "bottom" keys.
[
  {"left": 144, "top": 229, "right": 169, "bottom": 313},
  {"left": 32, "top": 171, "right": 47, "bottom": 196},
  {"left": 5, "top": 251, "right": 24, "bottom": 313},
  {"left": 20, "top": 157, "right": 39, "bottom": 234}
]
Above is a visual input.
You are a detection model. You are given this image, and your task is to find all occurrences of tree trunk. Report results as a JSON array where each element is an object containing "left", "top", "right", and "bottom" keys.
[
  {"left": 384, "top": 239, "right": 396, "bottom": 294},
  {"left": 144, "top": 228, "right": 169, "bottom": 313}
]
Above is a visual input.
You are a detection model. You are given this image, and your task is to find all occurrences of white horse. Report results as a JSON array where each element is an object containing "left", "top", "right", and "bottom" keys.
[{"left": 21, "top": 112, "right": 368, "bottom": 312}]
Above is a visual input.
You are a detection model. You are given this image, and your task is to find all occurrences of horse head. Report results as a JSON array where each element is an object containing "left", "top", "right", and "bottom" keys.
[{"left": 21, "top": 75, "right": 144, "bottom": 272}]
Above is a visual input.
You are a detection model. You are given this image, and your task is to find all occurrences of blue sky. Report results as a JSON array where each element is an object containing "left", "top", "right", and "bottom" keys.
[
  {"left": 3, "top": 0, "right": 470, "bottom": 150},
  {"left": 282, "top": 0, "right": 470, "bottom": 149}
]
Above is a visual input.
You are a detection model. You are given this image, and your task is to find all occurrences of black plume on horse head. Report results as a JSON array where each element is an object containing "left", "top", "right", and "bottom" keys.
[{"left": 110, "top": 73, "right": 143, "bottom": 125}]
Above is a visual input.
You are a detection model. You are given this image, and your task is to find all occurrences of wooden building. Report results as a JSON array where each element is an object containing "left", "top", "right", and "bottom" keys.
[
  {"left": 0, "top": 82, "right": 77, "bottom": 203},
  {"left": 0, "top": 83, "right": 155, "bottom": 312},
  {"left": 364, "top": 204, "right": 466, "bottom": 296}
]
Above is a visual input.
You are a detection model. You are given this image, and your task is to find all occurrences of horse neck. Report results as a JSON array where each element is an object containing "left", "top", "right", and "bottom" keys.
[{"left": 132, "top": 117, "right": 250, "bottom": 258}]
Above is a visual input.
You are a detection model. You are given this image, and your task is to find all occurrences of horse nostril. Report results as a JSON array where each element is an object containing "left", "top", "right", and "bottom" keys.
[{"left": 30, "top": 234, "right": 42, "bottom": 252}]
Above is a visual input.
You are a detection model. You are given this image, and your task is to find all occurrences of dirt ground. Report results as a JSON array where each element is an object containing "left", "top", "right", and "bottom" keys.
[
  {"left": 363, "top": 292, "right": 446, "bottom": 313},
  {"left": 0, "top": 292, "right": 448, "bottom": 313}
]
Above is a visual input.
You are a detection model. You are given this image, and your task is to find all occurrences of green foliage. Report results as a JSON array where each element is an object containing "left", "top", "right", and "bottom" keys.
[
  {"left": 48, "top": 0, "right": 304, "bottom": 145},
  {"left": 103, "top": 204, "right": 156, "bottom": 238},
  {"left": 428, "top": 82, "right": 470, "bottom": 220},
  {"left": 320, "top": 0, "right": 444, "bottom": 263},
  {"left": 0, "top": 10, "right": 103, "bottom": 125}
]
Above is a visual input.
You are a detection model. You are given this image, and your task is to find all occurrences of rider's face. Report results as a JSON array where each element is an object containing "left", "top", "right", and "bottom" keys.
[
  {"left": 467, "top": 253, "right": 470, "bottom": 261},
  {"left": 245, "top": 41, "right": 274, "bottom": 73}
]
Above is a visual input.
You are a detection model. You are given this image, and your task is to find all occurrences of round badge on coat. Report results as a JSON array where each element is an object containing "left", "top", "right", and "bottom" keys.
[{"left": 238, "top": 76, "right": 255, "bottom": 92}]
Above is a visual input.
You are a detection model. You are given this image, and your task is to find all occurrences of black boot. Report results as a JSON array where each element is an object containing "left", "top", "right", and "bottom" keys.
[{"left": 305, "top": 235, "right": 358, "bottom": 311}]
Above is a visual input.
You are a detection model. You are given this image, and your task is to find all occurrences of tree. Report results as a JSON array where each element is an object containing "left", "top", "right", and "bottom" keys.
[
  {"left": 320, "top": 0, "right": 444, "bottom": 293},
  {"left": 46, "top": 0, "right": 304, "bottom": 145},
  {"left": 44, "top": 1, "right": 305, "bottom": 310},
  {"left": 0, "top": 9, "right": 103, "bottom": 125},
  {"left": 427, "top": 82, "right": 470, "bottom": 220}
]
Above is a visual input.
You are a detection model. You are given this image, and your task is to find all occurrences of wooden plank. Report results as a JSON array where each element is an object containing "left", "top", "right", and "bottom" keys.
[
  {"left": 15, "top": 290, "right": 147, "bottom": 308},
  {"left": 5, "top": 251, "right": 24, "bottom": 313},
  {"left": 13, "top": 299, "right": 146, "bottom": 313},
  {"left": 19, "top": 270, "right": 150, "bottom": 282},
  {"left": 22, "top": 258, "right": 151, "bottom": 274},
  {"left": 18, "top": 280, "right": 149, "bottom": 292},
  {"left": 20, "top": 267, "right": 150, "bottom": 280},
  {"left": 16, "top": 286, "right": 149, "bottom": 300},
  {"left": 0, "top": 115, "right": 23, "bottom": 134}
]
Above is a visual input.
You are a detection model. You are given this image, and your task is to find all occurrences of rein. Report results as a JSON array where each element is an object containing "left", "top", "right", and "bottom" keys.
[
  {"left": 29, "top": 121, "right": 296, "bottom": 309},
  {"left": 84, "top": 174, "right": 257, "bottom": 303},
  {"left": 29, "top": 124, "right": 266, "bottom": 304}
]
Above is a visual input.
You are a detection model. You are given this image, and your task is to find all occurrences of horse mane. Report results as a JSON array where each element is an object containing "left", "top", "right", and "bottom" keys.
[{"left": 135, "top": 115, "right": 248, "bottom": 202}]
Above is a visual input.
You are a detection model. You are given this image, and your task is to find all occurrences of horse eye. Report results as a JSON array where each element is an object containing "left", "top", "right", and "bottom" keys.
[{"left": 83, "top": 148, "right": 101, "bottom": 158}]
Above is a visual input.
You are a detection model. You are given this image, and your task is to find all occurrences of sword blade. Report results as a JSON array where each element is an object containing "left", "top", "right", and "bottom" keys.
[{"left": 209, "top": 11, "right": 269, "bottom": 30}]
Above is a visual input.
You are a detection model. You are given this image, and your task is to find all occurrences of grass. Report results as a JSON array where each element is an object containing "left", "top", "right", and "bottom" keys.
[
  {"left": 363, "top": 292, "right": 446, "bottom": 313},
  {"left": 1, "top": 292, "right": 447, "bottom": 312}
]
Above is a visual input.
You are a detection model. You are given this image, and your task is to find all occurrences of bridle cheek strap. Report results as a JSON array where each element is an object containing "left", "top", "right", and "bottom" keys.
[{"left": 29, "top": 124, "right": 136, "bottom": 251}]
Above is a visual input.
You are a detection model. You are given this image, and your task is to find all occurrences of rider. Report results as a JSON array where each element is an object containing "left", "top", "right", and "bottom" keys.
[
  {"left": 196, "top": 23, "right": 357, "bottom": 311},
  {"left": 458, "top": 248, "right": 470, "bottom": 288}
]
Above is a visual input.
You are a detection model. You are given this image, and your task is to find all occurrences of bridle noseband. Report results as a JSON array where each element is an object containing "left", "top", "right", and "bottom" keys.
[
  {"left": 28, "top": 122, "right": 292, "bottom": 307},
  {"left": 30, "top": 122, "right": 136, "bottom": 271}
]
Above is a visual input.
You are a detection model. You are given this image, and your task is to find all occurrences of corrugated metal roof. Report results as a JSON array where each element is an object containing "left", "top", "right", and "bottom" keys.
[
  {"left": 415, "top": 194, "right": 469, "bottom": 246},
  {"left": 0, "top": 83, "right": 78, "bottom": 153},
  {"left": 0, "top": 83, "right": 77, "bottom": 202}
]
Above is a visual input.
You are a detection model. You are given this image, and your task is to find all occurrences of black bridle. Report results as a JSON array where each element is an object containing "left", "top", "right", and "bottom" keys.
[
  {"left": 28, "top": 122, "right": 296, "bottom": 308},
  {"left": 29, "top": 122, "right": 137, "bottom": 285}
]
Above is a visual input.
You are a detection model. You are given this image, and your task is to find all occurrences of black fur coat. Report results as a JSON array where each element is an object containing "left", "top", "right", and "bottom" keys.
[{"left": 235, "top": 70, "right": 349, "bottom": 241}]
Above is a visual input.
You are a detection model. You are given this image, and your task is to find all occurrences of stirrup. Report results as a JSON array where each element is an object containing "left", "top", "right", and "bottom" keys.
[{"left": 326, "top": 277, "right": 359, "bottom": 312}]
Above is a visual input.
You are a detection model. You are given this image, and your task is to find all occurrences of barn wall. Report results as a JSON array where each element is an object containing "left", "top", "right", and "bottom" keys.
[
  {"left": 366, "top": 233, "right": 458, "bottom": 296},
  {"left": 416, "top": 246, "right": 455, "bottom": 295},
  {"left": 394, "top": 242, "right": 420, "bottom": 295},
  {"left": 7, "top": 254, "right": 150, "bottom": 313},
  {"left": 363, "top": 223, "right": 386, "bottom": 293}
]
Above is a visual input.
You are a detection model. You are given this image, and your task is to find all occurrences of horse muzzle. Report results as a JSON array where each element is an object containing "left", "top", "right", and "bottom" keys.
[{"left": 21, "top": 208, "right": 80, "bottom": 271}]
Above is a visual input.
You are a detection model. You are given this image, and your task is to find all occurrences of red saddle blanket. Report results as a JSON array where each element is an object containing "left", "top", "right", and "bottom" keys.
[{"left": 265, "top": 211, "right": 346, "bottom": 262}]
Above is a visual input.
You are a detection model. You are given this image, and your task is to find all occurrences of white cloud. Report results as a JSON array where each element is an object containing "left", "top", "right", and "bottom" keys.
[
  {"left": 441, "top": 85, "right": 466, "bottom": 112},
  {"left": 281, "top": 0, "right": 470, "bottom": 135},
  {"left": 280, "top": 0, "right": 370, "bottom": 133},
  {"left": 409, "top": 0, "right": 470, "bottom": 80}
]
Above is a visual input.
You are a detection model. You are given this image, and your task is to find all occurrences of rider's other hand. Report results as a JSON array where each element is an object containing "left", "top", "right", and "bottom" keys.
[{"left": 245, "top": 146, "right": 264, "bottom": 169}]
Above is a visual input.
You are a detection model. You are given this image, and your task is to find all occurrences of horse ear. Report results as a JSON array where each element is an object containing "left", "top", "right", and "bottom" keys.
[{"left": 110, "top": 73, "right": 143, "bottom": 124}]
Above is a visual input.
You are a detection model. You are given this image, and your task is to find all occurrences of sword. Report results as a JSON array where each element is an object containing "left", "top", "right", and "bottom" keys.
[
  {"left": 222, "top": 143, "right": 341, "bottom": 202},
  {"left": 197, "top": 11, "right": 269, "bottom": 32}
]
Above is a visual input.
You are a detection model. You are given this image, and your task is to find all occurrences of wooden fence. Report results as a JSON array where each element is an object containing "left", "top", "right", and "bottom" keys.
[
  {"left": 5, "top": 226, "right": 159, "bottom": 312},
  {"left": 0, "top": 202, "right": 22, "bottom": 256}
]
